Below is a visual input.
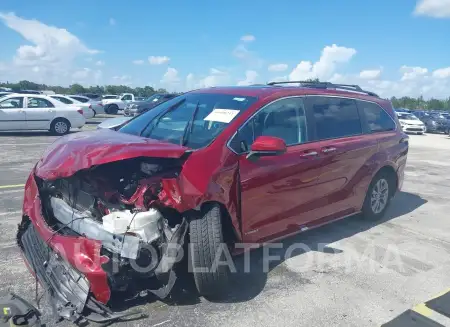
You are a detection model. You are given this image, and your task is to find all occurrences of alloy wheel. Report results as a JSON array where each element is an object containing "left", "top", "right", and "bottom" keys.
[{"left": 371, "top": 178, "right": 389, "bottom": 214}]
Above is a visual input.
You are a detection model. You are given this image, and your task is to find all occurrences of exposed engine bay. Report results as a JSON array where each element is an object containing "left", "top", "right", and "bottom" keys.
[{"left": 36, "top": 157, "right": 189, "bottom": 298}]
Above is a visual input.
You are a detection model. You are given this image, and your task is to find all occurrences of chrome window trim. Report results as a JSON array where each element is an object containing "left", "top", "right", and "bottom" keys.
[{"left": 226, "top": 94, "right": 397, "bottom": 155}]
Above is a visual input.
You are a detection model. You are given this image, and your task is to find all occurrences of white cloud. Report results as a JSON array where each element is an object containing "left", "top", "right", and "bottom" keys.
[
  {"left": 400, "top": 65, "right": 428, "bottom": 81},
  {"left": 268, "top": 63, "right": 288, "bottom": 72},
  {"left": 327, "top": 65, "right": 450, "bottom": 99},
  {"left": 237, "top": 70, "right": 259, "bottom": 86},
  {"left": 289, "top": 44, "right": 356, "bottom": 81},
  {"left": 232, "top": 44, "right": 264, "bottom": 69},
  {"left": 160, "top": 67, "right": 180, "bottom": 85},
  {"left": 359, "top": 69, "right": 382, "bottom": 79},
  {"left": 72, "top": 68, "right": 91, "bottom": 80},
  {"left": 414, "top": 0, "right": 450, "bottom": 18},
  {"left": 269, "top": 76, "right": 288, "bottom": 83},
  {"left": 232, "top": 44, "right": 250, "bottom": 59},
  {"left": 240, "top": 34, "right": 256, "bottom": 42},
  {"left": 132, "top": 59, "right": 144, "bottom": 65},
  {"left": 113, "top": 75, "right": 132, "bottom": 85},
  {"left": 109, "top": 18, "right": 116, "bottom": 25},
  {"left": 432, "top": 67, "right": 450, "bottom": 78},
  {"left": 0, "top": 12, "right": 99, "bottom": 85},
  {"left": 71, "top": 68, "right": 102, "bottom": 85},
  {"left": 149, "top": 56, "right": 170, "bottom": 65},
  {"left": 95, "top": 60, "right": 105, "bottom": 66},
  {"left": 186, "top": 73, "right": 196, "bottom": 90},
  {"left": 194, "top": 68, "right": 231, "bottom": 88}
]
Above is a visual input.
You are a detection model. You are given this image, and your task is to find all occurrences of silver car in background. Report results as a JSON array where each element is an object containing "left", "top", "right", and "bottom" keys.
[{"left": 67, "top": 95, "right": 105, "bottom": 115}]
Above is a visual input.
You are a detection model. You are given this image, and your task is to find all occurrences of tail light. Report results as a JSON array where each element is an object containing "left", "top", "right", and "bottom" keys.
[{"left": 77, "top": 109, "right": 84, "bottom": 115}]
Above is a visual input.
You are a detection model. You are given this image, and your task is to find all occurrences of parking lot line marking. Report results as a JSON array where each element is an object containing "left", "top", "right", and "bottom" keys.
[
  {"left": 152, "top": 320, "right": 170, "bottom": 327},
  {"left": 0, "top": 184, "right": 25, "bottom": 189},
  {"left": 2, "top": 143, "right": 52, "bottom": 146},
  {"left": 0, "top": 211, "right": 21, "bottom": 216}
]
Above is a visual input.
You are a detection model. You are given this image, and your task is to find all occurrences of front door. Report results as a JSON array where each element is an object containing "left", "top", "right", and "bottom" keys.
[
  {"left": 0, "top": 96, "right": 26, "bottom": 130},
  {"left": 25, "top": 96, "right": 56, "bottom": 129},
  {"left": 234, "top": 97, "right": 326, "bottom": 243}
]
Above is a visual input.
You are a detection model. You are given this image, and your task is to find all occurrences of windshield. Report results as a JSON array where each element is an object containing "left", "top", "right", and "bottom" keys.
[
  {"left": 397, "top": 112, "right": 419, "bottom": 120},
  {"left": 103, "top": 95, "right": 118, "bottom": 99},
  {"left": 119, "top": 92, "right": 258, "bottom": 149}
]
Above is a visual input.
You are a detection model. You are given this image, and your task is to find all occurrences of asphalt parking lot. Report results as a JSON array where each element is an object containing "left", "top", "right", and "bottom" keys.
[{"left": 1, "top": 121, "right": 450, "bottom": 327}]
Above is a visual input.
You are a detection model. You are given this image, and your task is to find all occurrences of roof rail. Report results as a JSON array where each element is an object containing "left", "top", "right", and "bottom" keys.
[{"left": 267, "top": 80, "right": 379, "bottom": 97}]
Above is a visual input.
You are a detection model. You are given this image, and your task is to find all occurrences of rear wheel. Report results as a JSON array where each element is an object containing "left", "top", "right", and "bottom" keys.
[
  {"left": 108, "top": 104, "right": 119, "bottom": 115},
  {"left": 189, "top": 205, "right": 230, "bottom": 299},
  {"left": 362, "top": 172, "right": 394, "bottom": 220},
  {"left": 49, "top": 118, "right": 70, "bottom": 135}
]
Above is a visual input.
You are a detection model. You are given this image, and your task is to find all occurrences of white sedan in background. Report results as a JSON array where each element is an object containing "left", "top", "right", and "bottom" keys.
[
  {"left": 50, "top": 94, "right": 96, "bottom": 118},
  {"left": 66, "top": 95, "right": 105, "bottom": 115},
  {"left": 0, "top": 93, "right": 85, "bottom": 135}
]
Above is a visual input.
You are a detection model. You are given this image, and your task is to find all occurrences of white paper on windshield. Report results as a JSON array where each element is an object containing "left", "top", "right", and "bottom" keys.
[
  {"left": 204, "top": 109, "right": 240, "bottom": 123},
  {"left": 233, "top": 97, "right": 246, "bottom": 102}
]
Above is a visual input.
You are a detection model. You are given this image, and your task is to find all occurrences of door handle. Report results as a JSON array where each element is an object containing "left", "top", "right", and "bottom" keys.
[
  {"left": 300, "top": 151, "right": 318, "bottom": 157},
  {"left": 322, "top": 147, "right": 337, "bottom": 153}
]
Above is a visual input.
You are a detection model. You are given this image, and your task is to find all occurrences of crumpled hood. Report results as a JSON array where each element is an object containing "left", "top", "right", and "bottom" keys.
[{"left": 35, "top": 129, "right": 190, "bottom": 180}]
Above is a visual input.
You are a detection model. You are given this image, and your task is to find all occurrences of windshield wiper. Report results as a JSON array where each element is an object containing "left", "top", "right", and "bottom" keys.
[
  {"left": 143, "top": 98, "right": 186, "bottom": 136},
  {"left": 180, "top": 101, "right": 200, "bottom": 146}
]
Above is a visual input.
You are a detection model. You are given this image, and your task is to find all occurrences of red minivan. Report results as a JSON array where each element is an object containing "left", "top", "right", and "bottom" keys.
[{"left": 17, "top": 82, "right": 408, "bottom": 322}]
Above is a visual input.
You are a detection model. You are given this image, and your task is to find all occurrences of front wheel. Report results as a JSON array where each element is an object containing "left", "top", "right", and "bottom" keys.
[
  {"left": 189, "top": 205, "right": 230, "bottom": 299},
  {"left": 49, "top": 118, "right": 71, "bottom": 135},
  {"left": 362, "top": 172, "right": 393, "bottom": 220}
]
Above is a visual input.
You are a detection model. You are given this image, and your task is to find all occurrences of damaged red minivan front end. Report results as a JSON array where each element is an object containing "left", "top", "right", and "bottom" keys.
[{"left": 16, "top": 129, "right": 217, "bottom": 322}]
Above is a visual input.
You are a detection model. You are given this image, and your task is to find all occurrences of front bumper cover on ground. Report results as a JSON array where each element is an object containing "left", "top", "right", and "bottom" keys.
[{"left": 17, "top": 221, "right": 144, "bottom": 323}]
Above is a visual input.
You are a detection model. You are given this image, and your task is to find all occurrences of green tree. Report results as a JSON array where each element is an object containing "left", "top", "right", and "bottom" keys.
[{"left": 69, "top": 84, "right": 86, "bottom": 94}]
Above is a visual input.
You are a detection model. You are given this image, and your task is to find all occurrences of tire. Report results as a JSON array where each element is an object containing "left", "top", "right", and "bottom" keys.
[
  {"left": 189, "top": 205, "right": 230, "bottom": 299},
  {"left": 362, "top": 171, "right": 394, "bottom": 220},
  {"left": 49, "top": 118, "right": 71, "bottom": 135},
  {"left": 108, "top": 104, "right": 119, "bottom": 115}
]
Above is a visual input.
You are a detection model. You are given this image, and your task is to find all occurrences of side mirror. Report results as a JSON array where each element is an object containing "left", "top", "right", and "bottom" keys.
[{"left": 246, "top": 136, "right": 287, "bottom": 160}]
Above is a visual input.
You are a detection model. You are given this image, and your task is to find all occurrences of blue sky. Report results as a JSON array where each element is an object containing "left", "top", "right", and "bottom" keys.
[{"left": 0, "top": 0, "right": 449, "bottom": 98}]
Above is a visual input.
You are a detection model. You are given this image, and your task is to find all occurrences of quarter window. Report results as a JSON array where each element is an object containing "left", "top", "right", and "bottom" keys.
[
  {"left": 27, "top": 97, "right": 55, "bottom": 108},
  {"left": 358, "top": 101, "right": 395, "bottom": 132},
  {"left": 230, "top": 97, "right": 307, "bottom": 153},
  {"left": 70, "top": 96, "right": 89, "bottom": 103},
  {"left": 309, "top": 97, "right": 362, "bottom": 140},
  {"left": 51, "top": 96, "right": 73, "bottom": 104},
  {"left": 0, "top": 97, "right": 24, "bottom": 109}
]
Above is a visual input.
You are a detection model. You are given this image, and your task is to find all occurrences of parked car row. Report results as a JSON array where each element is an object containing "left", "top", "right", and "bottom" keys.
[
  {"left": 0, "top": 93, "right": 86, "bottom": 134},
  {"left": 395, "top": 109, "right": 450, "bottom": 135}
]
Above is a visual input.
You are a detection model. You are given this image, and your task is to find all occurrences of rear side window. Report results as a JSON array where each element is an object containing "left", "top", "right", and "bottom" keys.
[
  {"left": 308, "top": 97, "right": 362, "bottom": 140},
  {"left": 358, "top": 101, "right": 396, "bottom": 132},
  {"left": 70, "top": 96, "right": 89, "bottom": 103},
  {"left": 51, "top": 96, "right": 73, "bottom": 104}
]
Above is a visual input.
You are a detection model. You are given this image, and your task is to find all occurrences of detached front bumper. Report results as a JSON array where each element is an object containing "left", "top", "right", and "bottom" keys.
[{"left": 17, "top": 170, "right": 188, "bottom": 322}]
